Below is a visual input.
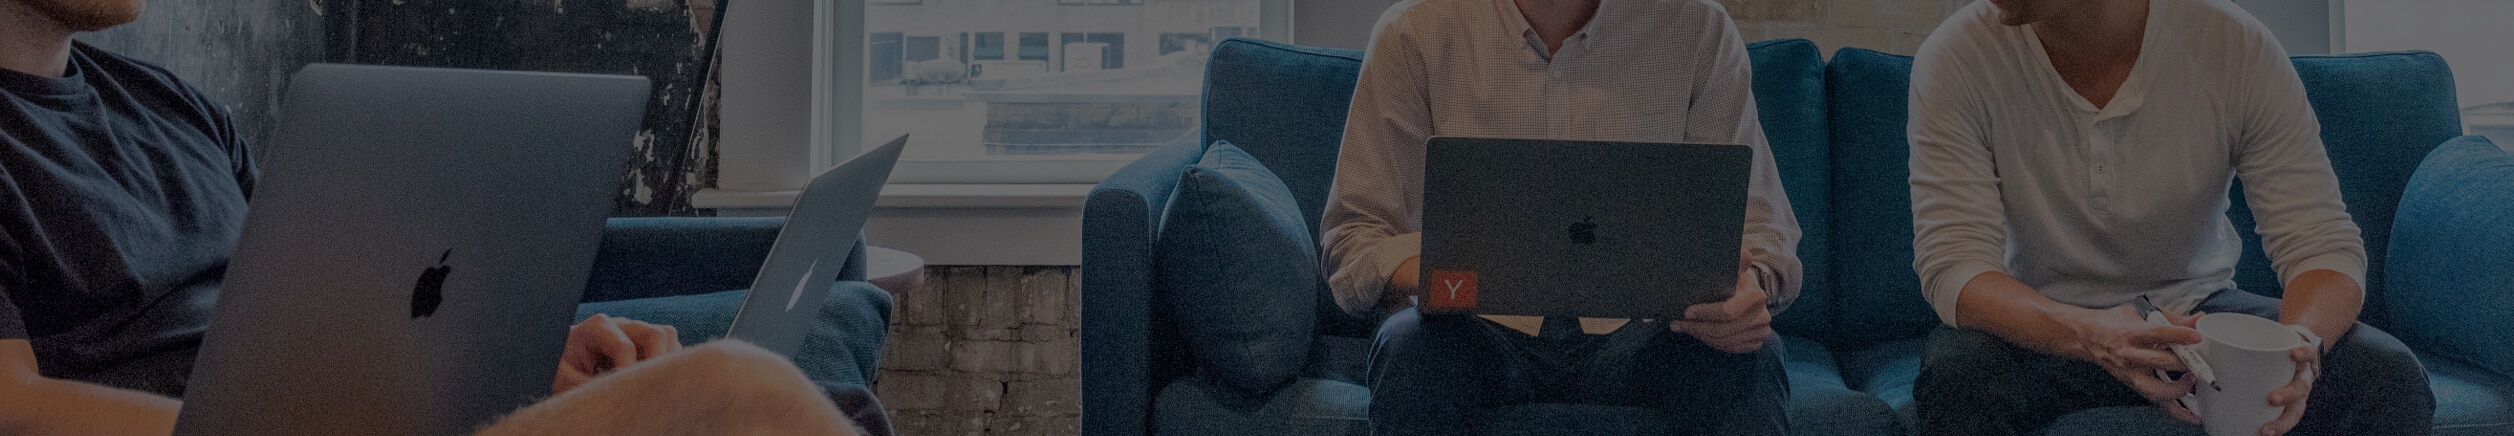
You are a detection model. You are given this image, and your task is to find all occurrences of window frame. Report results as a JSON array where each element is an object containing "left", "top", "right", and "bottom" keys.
[{"left": 818, "top": 0, "right": 1293, "bottom": 184}]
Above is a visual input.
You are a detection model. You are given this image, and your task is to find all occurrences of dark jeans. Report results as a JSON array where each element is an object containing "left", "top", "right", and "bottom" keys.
[
  {"left": 1913, "top": 289, "right": 2434, "bottom": 435},
  {"left": 1367, "top": 307, "right": 1789, "bottom": 436}
]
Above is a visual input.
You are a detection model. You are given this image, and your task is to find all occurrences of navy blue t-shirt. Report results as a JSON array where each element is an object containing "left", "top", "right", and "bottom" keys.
[{"left": 0, "top": 42, "right": 254, "bottom": 397}]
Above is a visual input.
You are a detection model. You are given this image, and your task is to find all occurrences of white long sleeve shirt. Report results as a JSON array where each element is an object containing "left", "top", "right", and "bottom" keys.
[
  {"left": 1909, "top": 0, "right": 2365, "bottom": 327},
  {"left": 1320, "top": 0, "right": 1803, "bottom": 333}
]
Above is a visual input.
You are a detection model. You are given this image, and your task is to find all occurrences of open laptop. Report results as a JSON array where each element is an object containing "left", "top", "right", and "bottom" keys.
[
  {"left": 722, "top": 134, "right": 908, "bottom": 356},
  {"left": 1417, "top": 137, "right": 1753, "bottom": 319},
  {"left": 173, "top": 64, "right": 651, "bottom": 436}
]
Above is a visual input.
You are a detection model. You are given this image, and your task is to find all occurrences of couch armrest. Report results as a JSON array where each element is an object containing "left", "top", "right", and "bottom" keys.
[
  {"left": 1083, "top": 140, "right": 1207, "bottom": 436},
  {"left": 2385, "top": 136, "right": 2514, "bottom": 380},
  {"left": 583, "top": 217, "right": 869, "bottom": 303}
]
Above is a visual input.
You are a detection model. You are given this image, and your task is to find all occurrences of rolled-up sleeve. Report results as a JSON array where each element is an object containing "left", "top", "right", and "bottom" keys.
[
  {"left": 1681, "top": 6, "right": 1804, "bottom": 313},
  {"left": 1907, "top": 40, "right": 2010, "bottom": 328},
  {"left": 1320, "top": 13, "right": 1434, "bottom": 318}
]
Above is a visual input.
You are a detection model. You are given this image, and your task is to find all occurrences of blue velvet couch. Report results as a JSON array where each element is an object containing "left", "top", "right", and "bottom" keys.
[{"left": 1082, "top": 37, "right": 2514, "bottom": 435}]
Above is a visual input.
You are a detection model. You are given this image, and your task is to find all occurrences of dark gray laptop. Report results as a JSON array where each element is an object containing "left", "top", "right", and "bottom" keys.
[
  {"left": 1418, "top": 137, "right": 1753, "bottom": 319},
  {"left": 174, "top": 64, "right": 649, "bottom": 436},
  {"left": 723, "top": 134, "right": 908, "bottom": 355}
]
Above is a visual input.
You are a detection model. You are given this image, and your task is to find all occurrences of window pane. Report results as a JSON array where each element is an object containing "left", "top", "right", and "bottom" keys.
[
  {"left": 869, "top": 32, "right": 903, "bottom": 84},
  {"left": 863, "top": 0, "right": 1263, "bottom": 161},
  {"left": 974, "top": 32, "right": 1006, "bottom": 60}
]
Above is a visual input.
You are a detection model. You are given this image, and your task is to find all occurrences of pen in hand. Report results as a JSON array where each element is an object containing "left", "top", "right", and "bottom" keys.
[{"left": 2138, "top": 295, "right": 2220, "bottom": 392}]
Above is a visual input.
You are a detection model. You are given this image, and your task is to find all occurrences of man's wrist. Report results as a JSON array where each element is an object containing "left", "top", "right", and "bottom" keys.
[{"left": 1749, "top": 264, "right": 1778, "bottom": 311}]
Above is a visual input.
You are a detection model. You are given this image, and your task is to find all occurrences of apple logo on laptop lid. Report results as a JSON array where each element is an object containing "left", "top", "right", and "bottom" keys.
[
  {"left": 1568, "top": 216, "right": 1598, "bottom": 245},
  {"left": 411, "top": 249, "right": 451, "bottom": 318}
]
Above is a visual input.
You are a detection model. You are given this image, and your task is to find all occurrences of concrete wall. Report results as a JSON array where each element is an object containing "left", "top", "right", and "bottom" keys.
[
  {"left": 75, "top": 0, "right": 340, "bottom": 153},
  {"left": 348, "top": 0, "right": 720, "bottom": 216}
]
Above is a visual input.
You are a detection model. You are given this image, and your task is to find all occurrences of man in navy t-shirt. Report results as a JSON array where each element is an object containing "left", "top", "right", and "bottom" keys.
[{"left": 0, "top": 1, "right": 875, "bottom": 434}]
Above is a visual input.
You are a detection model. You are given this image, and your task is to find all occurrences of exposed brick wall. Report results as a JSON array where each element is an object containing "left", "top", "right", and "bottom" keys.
[{"left": 876, "top": 266, "right": 1081, "bottom": 436}]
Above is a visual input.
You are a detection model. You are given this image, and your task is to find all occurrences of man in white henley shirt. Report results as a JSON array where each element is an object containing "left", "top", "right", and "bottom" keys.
[{"left": 1905, "top": 0, "right": 2433, "bottom": 434}]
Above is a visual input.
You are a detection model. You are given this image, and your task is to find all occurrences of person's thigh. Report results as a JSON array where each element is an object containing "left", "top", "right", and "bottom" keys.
[
  {"left": 1606, "top": 325, "right": 1787, "bottom": 436},
  {"left": 1914, "top": 326, "right": 2144, "bottom": 436},
  {"left": 1368, "top": 308, "right": 1526, "bottom": 436},
  {"left": 2194, "top": 290, "right": 2435, "bottom": 435},
  {"left": 475, "top": 341, "right": 860, "bottom": 436}
]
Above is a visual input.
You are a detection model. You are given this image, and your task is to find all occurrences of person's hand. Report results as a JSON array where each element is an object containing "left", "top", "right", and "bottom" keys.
[
  {"left": 2261, "top": 332, "right": 2322, "bottom": 435},
  {"left": 553, "top": 314, "right": 682, "bottom": 395},
  {"left": 1671, "top": 250, "right": 1773, "bottom": 354},
  {"left": 2070, "top": 305, "right": 2205, "bottom": 424},
  {"left": 1384, "top": 256, "right": 1424, "bottom": 311}
]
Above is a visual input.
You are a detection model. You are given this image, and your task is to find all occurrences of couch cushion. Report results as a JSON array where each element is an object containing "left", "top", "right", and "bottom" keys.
[
  {"left": 2224, "top": 52, "right": 2464, "bottom": 329},
  {"left": 2388, "top": 136, "right": 2514, "bottom": 384},
  {"left": 1821, "top": 48, "right": 1938, "bottom": 346},
  {"left": 1747, "top": 38, "right": 1838, "bottom": 339},
  {"left": 1154, "top": 374, "right": 1369, "bottom": 436},
  {"left": 1156, "top": 141, "right": 1322, "bottom": 396},
  {"left": 2429, "top": 356, "right": 2514, "bottom": 436},
  {"left": 1200, "top": 38, "right": 1365, "bottom": 239},
  {"left": 573, "top": 281, "right": 894, "bottom": 387},
  {"left": 1782, "top": 335, "right": 1906, "bottom": 436},
  {"left": 1840, "top": 335, "right": 1927, "bottom": 431}
]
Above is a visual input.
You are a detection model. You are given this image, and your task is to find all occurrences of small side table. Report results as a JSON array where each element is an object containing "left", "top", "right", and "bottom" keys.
[{"left": 866, "top": 246, "right": 926, "bottom": 295}]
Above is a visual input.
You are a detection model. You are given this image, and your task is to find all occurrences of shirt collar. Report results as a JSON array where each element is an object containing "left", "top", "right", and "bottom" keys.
[{"left": 1498, "top": 0, "right": 1608, "bottom": 59}]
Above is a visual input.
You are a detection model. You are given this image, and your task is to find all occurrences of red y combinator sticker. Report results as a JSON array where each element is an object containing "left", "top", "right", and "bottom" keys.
[{"left": 1425, "top": 269, "right": 1478, "bottom": 312}]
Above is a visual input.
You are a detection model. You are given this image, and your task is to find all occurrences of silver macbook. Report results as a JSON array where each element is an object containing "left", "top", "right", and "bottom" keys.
[
  {"left": 1417, "top": 137, "right": 1753, "bottom": 319},
  {"left": 722, "top": 134, "right": 908, "bottom": 355},
  {"left": 174, "top": 64, "right": 650, "bottom": 436}
]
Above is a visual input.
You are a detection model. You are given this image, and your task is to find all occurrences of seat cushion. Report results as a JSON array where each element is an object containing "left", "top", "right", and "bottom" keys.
[
  {"left": 1304, "top": 334, "right": 1374, "bottom": 386},
  {"left": 1153, "top": 374, "right": 1369, "bottom": 436},
  {"left": 1836, "top": 336, "right": 1927, "bottom": 434},
  {"left": 2430, "top": 356, "right": 2514, "bottom": 436},
  {"left": 573, "top": 280, "right": 894, "bottom": 387},
  {"left": 1156, "top": 142, "right": 1322, "bottom": 396},
  {"left": 1821, "top": 48, "right": 1939, "bottom": 347},
  {"left": 1782, "top": 335, "right": 1906, "bottom": 436},
  {"left": 2387, "top": 136, "right": 2514, "bottom": 382},
  {"left": 1746, "top": 38, "right": 1838, "bottom": 339}
]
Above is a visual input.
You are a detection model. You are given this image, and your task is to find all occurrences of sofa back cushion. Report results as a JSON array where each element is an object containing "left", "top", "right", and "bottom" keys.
[
  {"left": 1156, "top": 142, "right": 1322, "bottom": 396},
  {"left": 1746, "top": 39, "right": 1838, "bottom": 339},
  {"left": 1201, "top": 38, "right": 1366, "bottom": 239},
  {"left": 1822, "top": 48, "right": 1937, "bottom": 346},
  {"left": 2225, "top": 52, "right": 2463, "bottom": 329},
  {"left": 2386, "top": 136, "right": 2514, "bottom": 380}
]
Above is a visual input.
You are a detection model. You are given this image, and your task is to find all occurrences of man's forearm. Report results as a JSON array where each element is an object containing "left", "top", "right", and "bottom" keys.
[
  {"left": 1951, "top": 271, "right": 2101, "bottom": 359},
  {"left": 0, "top": 377, "right": 181, "bottom": 435},
  {"left": 2278, "top": 269, "right": 2361, "bottom": 353}
]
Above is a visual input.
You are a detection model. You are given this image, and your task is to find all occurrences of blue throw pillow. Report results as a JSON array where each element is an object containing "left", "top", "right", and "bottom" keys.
[
  {"left": 2385, "top": 136, "right": 2514, "bottom": 380},
  {"left": 1155, "top": 141, "right": 1320, "bottom": 397}
]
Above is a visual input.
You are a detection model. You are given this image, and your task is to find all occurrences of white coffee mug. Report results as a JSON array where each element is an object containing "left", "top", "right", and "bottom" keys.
[{"left": 2186, "top": 313, "right": 2306, "bottom": 436}]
